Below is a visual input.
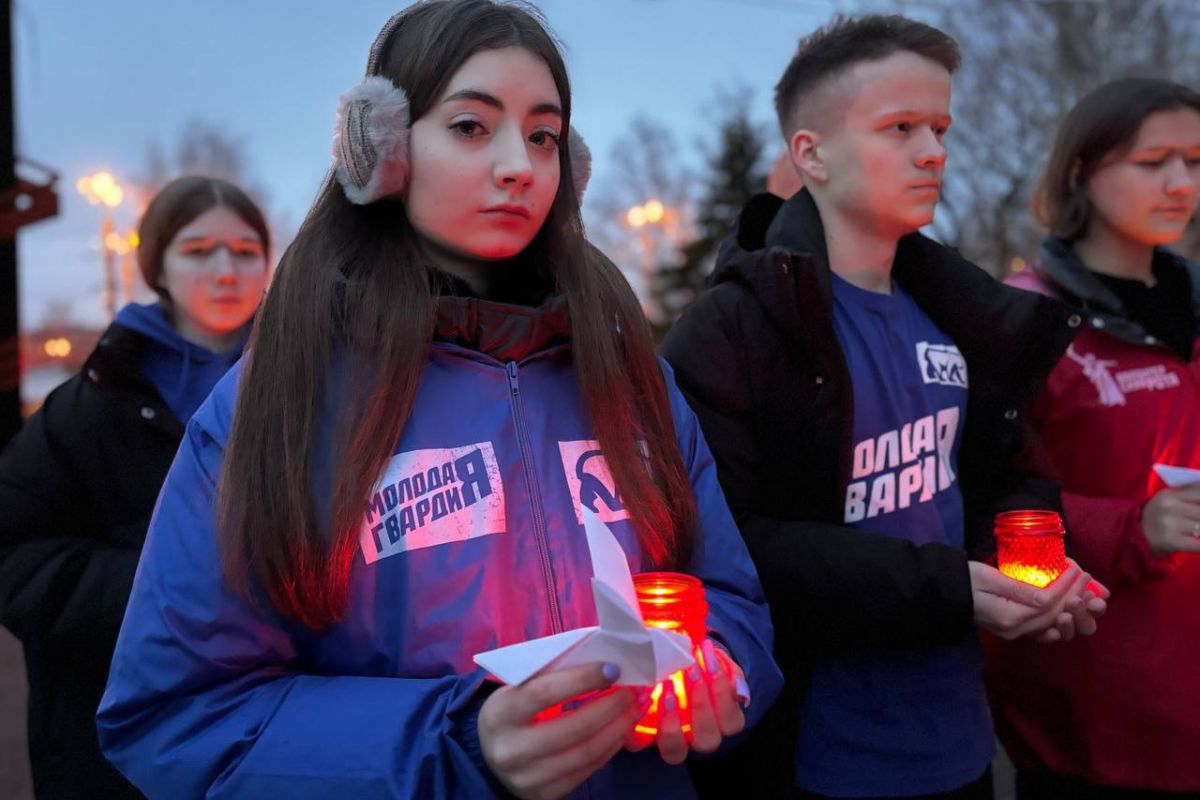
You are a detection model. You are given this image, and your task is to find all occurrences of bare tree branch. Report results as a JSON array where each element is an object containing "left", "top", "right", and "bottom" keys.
[{"left": 924, "top": 0, "right": 1200, "bottom": 274}]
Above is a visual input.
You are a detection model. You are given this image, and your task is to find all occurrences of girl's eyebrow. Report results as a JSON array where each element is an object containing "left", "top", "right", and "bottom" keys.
[
  {"left": 178, "top": 234, "right": 261, "bottom": 243},
  {"left": 1132, "top": 144, "right": 1200, "bottom": 154},
  {"left": 442, "top": 88, "right": 562, "bottom": 117}
]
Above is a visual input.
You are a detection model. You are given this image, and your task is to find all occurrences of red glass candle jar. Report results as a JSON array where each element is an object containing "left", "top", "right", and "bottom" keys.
[
  {"left": 632, "top": 572, "right": 708, "bottom": 736},
  {"left": 994, "top": 510, "right": 1067, "bottom": 588}
]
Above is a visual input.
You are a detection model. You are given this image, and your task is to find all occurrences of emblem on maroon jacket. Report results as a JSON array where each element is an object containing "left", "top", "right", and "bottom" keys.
[{"left": 1066, "top": 344, "right": 1181, "bottom": 407}]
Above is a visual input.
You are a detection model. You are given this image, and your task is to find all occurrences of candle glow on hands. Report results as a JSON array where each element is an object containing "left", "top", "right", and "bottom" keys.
[{"left": 632, "top": 572, "right": 709, "bottom": 736}]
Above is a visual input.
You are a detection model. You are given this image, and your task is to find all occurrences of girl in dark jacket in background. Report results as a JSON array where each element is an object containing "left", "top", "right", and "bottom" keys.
[{"left": 0, "top": 175, "right": 270, "bottom": 800}]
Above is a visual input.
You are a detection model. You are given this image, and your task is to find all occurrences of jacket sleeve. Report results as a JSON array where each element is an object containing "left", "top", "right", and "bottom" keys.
[
  {"left": 1059, "top": 492, "right": 1171, "bottom": 588},
  {"left": 96, "top": 420, "right": 503, "bottom": 800},
  {"left": 1016, "top": 391, "right": 1171, "bottom": 589},
  {"left": 0, "top": 380, "right": 141, "bottom": 650},
  {"left": 662, "top": 362, "right": 783, "bottom": 730},
  {"left": 661, "top": 296, "right": 974, "bottom": 655}
]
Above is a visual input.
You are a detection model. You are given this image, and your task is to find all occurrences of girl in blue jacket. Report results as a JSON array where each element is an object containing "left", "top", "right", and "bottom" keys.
[{"left": 96, "top": 3, "right": 781, "bottom": 799}]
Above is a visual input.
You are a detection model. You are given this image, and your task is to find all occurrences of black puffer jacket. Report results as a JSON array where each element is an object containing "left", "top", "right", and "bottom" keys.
[
  {"left": 0, "top": 322, "right": 186, "bottom": 800},
  {"left": 662, "top": 190, "right": 1080, "bottom": 796}
]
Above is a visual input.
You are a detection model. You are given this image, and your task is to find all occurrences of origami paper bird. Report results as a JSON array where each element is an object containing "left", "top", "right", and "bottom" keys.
[{"left": 473, "top": 507, "right": 696, "bottom": 687}]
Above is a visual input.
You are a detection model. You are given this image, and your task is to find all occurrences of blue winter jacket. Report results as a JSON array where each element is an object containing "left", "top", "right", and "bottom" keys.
[{"left": 96, "top": 296, "right": 782, "bottom": 799}]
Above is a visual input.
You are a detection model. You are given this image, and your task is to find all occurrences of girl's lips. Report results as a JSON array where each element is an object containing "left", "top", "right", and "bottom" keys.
[{"left": 482, "top": 204, "right": 532, "bottom": 219}]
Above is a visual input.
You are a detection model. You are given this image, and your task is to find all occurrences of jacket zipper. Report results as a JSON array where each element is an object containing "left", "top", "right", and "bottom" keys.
[{"left": 506, "top": 361, "right": 563, "bottom": 634}]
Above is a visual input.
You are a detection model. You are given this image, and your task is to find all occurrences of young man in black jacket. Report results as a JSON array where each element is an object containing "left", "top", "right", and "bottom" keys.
[{"left": 662, "top": 15, "right": 1108, "bottom": 800}]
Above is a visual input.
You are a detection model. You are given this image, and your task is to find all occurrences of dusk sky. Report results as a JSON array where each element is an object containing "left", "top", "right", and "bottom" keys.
[{"left": 12, "top": 0, "right": 875, "bottom": 329}]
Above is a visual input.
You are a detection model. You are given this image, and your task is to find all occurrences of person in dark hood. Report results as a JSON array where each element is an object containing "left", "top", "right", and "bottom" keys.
[
  {"left": 662, "top": 14, "right": 1108, "bottom": 800},
  {"left": 0, "top": 174, "right": 270, "bottom": 800},
  {"left": 988, "top": 77, "right": 1200, "bottom": 799}
]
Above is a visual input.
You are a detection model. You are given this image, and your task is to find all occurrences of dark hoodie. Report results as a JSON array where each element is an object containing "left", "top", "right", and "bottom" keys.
[{"left": 662, "top": 190, "right": 1080, "bottom": 797}]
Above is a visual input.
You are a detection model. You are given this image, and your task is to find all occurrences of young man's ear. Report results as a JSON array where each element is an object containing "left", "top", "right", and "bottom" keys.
[{"left": 789, "top": 127, "right": 827, "bottom": 185}]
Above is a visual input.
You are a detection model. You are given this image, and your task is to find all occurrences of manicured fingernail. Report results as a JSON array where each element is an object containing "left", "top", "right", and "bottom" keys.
[
  {"left": 734, "top": 676, "right": 751, "bottom": 708},
  {"left": 702, "top": 640, "right": 721, "bottom": 675},
  {"left": 602, "top": 663, "right": 621, "bottom": 683},
  {"left": 686, "top": 664, "right": 702, "bottom": 682},
  {"left": 662, "top": 682, "right": 678, "bottom": 713},
  {"left": 636, "top": 686, "right": 652, "bottom": 706}
]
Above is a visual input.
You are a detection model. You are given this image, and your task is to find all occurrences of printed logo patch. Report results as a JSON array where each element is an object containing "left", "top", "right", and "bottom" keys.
[
  {"left": 844, "top": 406, "right": 960, "bottom": 523},
  {"left": 360, "top": 442, "right": 505, "bottom": 563},
  {"left": 916, "top": 342, "right": 968, "bottom": 388},
  {"left": 558, "top": 440, "right": 631, "bottom": 525},
  {"left": 1065, "top": 344, "right": 1180, "bottom": 407}
]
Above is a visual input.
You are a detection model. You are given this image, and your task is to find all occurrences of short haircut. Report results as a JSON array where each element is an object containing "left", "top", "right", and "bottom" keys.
[
  {"left": 1033, "top": 77, "right": 1200, "bottom": 241},
  {"left": 774, "top": 14, "right": 960, "bottom": 138}
]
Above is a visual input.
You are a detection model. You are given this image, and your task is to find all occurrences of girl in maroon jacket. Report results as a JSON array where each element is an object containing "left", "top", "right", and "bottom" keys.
[{"left": 988, "top": 78, "right": 1200, "bottom": 797}]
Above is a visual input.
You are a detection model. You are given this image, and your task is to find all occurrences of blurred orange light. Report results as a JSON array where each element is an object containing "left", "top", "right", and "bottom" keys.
[
  {"left": 43, "top": 338, "right": 72, "bottom": 358},
  {"left": 643, "top": 200, "right": 665, "bottom": 224},
  {"left": 77, "top": 171, "right": 125, "bottom": 208},
  {"left": 104, "top": 232, "right": 127, "bottom": 254},
  {"left": 103, "top": 230, "right": 139, "bottom": 255}
]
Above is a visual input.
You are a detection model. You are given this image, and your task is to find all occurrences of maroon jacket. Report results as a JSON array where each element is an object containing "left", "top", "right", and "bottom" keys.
[{"left": 985, "top": 239, "right": 1200, "bottom": 791}]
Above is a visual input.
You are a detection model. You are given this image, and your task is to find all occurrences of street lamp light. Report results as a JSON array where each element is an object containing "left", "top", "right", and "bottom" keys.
[
  {"left": 77, "top": 171, "right": 126, "bottom": 319},
  {"left": 105, "top": 230, "right": 140, "bottom": 305},
  {"left": 76, "top": 172, "right": 124, "bottom": 208},
  {"left": 42, "top": 337, "right": 72, "bottom": 358},
  {"left": 624, "top": 199, "right": 672, "bottom": 319},
  {"left": 642, "top": 200, "right": 664, "bottom": 224}
]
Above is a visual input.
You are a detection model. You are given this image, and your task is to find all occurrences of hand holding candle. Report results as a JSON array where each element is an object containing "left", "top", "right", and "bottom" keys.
[
  {"left": 624, "top": 573, "right": 747, "bottom": 763},
  {"left": 624, "top": 637, "right": 747, "bottom": 763},
  {"left": 975, "top": 510, "right": 1109, "bottom": 642},
  {"left": 972, "top": 560, "right": 1090, "bottom": 640},
  {"left": 472, "top": 515, "right": 749, "bottom": 768}
]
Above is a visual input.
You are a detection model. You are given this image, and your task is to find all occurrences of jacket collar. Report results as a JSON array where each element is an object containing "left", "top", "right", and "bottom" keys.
[
  {"left": 712, "top": 189, "right": 992, "bottom": 351},
  {"left": 433, "top": 293, "right": 570, "bottom": 363},
  {"left": 1035, "top": 236, "right": 1200, "bottom": 319},
  {"left": 711, "top": 191, "right": 825, "bottom": 355},
  {"left": 711, "top": 189, "right": 1078, "bottom": 408},
  {"left": 83, "top": 321, "right": 185, "bottom": 436},
  {"left": 87, "top": 321, "right": 158, "bottom": 385}
]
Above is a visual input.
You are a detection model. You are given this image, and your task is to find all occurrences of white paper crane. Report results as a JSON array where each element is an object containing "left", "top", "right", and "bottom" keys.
[{"left": 473, "top": 507, "right": 697, "bottom": 687}]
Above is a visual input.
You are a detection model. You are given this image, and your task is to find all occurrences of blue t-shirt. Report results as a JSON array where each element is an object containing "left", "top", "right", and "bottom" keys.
[{"left": 793, "top": 275, "right": 994, "bottom": 797}]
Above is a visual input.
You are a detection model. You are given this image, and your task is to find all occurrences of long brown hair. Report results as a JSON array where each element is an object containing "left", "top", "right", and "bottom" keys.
[
  {"left": 218, "top": 0, "right": 697, "bottom": 630},
  {"left": 1033, "top": 78, "right": 1200, "bottom": 241}
]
